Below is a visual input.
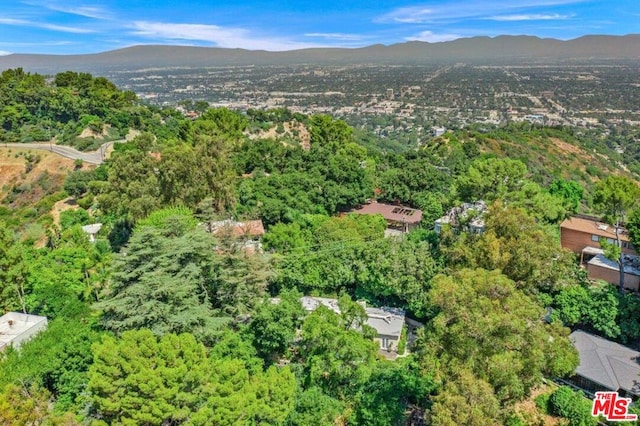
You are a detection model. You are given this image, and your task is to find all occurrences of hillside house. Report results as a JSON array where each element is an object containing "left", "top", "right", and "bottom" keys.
[
  {"left": 568, "top": 330, "right": 640, "bottom": 398},
  {"left": 351, "top": 201, "right": 422, "bottom": 235},
  {"left": 0, "top": 312, "right": 48, "bottom": 351},
  {"left": 586, "top": 254, "right": 640, "bottom": 292},
  {"left": 298, "top": 296, "right": 406, "bottom": 354},
  {"left": 560, "top": 215, "right": 639, "bottom": 290},
  {"left": 434, "top": 201, "right": 487, "bottom": 234},
  {"left": 206, "top": 219, "right": 265, "bottom": 252},
  {"left": 560, "top": 215, "right": 637, "bottom": 261}
]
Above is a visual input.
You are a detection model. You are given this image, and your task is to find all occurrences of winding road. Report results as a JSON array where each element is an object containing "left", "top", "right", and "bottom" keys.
[{"left": 2, "top": 140, "right": 125, "bottom": 165}]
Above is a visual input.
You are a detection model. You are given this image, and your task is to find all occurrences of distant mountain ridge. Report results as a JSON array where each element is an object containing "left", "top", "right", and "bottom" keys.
[{"left": 1, "top": 34, "right": 639, "bottom": 74}]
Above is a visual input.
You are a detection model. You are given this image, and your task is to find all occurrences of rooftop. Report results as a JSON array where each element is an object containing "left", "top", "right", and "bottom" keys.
[
  {"left": 351, "top": 201, "right": 423, "bottom": 225},
  {"left": 0, "top": 312, "right": 48, "bottom": 351},
  {"left": 561, "top": 216, "right": 630, "bottom": 243},
  {"left": 208, "top": 219, "right": 265, "bottom": 238},
  {"left": 435, "top": 200, "right": 487, "bottom": 231},
  {"left": 570, "top": 330, "right": 640, "bottom": 395},
  {"left": 298, "top": 296, "right": 405, "bottom": 338},
  {"left": 588, "top": 253, "right": 640, "bottom": 277}
]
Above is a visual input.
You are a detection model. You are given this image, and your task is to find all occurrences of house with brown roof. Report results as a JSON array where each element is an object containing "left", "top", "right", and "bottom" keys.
[
  {"left": 206, "top": 219, "right": 265, "bottom": 252},
  {"left": 560, "top": 215, "right": 639, "bottom": 291},
  {"left": 560, "top": 215, "right": 636, "bottom": 260},
  {"left": 351, "top": 201, "right": 422, "bottom": 235}
]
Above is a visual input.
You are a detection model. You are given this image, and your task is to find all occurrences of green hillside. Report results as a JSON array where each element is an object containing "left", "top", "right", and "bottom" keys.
[{"left": 2, "top": 70, "right": 640, "bottom": 425}]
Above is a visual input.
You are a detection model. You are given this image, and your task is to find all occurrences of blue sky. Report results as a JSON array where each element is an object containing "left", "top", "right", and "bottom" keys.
[{"left": 0, "top": 0, "right": 638, "bottom": 55}]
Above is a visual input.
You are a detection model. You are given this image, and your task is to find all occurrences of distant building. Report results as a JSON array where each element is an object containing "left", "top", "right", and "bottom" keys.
[
  {"left": 568, "top": 330, "right": 640, "bottom": 398},
  {"left": 0, "top": 312, "right": 48, "bottom": 351},
  {"left": 434, "top": 201, "right": 487, "bottom": 234},
  {"left": 432, "top": 127, "right": 447, "bottom": 137},
  {"left": 386, "top": 88, "right": 394, "bottom": 100},
  {"left": 351, "top": 201, "right": 423, "bottom": 235},
  {"left": 299, "top": 296, "right": 406, "bottom": 354},
  {"left": 206, "top": 219, "right": 265, "bottom": 252},
  {"left": 81, "top": 223, "right": 102, "bottom": 243}
]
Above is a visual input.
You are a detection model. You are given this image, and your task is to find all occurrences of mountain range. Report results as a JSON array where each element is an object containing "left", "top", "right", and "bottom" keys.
[{"left": 1, "top": 34, "right": 639, "bottom": 74}]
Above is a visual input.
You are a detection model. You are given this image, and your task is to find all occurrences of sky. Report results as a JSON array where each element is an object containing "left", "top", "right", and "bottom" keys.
[{"left": 0, "top": 0, "right": 638, "bottom": 55}]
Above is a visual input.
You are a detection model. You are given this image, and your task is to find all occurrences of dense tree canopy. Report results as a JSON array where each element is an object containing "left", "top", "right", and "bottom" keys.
[{"left": 2, "top": 70, "right": 637, "bottom": 424}]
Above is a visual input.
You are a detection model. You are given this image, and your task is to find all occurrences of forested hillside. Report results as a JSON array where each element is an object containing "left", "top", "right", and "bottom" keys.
[{"left": 1, "top": 70, "right": 640, "bottom": 425}]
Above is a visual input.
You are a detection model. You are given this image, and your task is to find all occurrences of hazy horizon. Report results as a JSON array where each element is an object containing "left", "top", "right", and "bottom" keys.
[{"left": 1, "top": 0, "right": 638, "bottom": 56}]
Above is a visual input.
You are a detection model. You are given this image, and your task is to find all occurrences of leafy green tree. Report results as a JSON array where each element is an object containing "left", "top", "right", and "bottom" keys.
[
  {"left": 549, "top": 179, "right": 584, "bottom": 213},
  {"left": 286, "top": 387, "right": 344, "bottom": 426},
  {"left": 248, "top": 289, "right": 305, "bottom": 362},
  {"left": 211, "top": 247, "right": 272, "bottom": 316},
  {"left": 415, "top": 269, "right": 577, "bottom": 408},
  {"left": 355, "top": 238, "right": 441, "bottom": 318},
  {"left": 96, "top": 135, "right": 162, "bottom": 220},
  {"left": 457, "top": 157, "right": 527, "bottom": 201},
  {"left": 428, "top": 368, "right": 500, "bottom": 426},
  {"left": 0, "top": 384, "right": 79, "bottom": 425},
  {"left": 299, "top": 299, "right": 378, "bottom": 398},
  {"left": 549, "top": 386, "right": 597, "bottom": 426},
  {"left": 88, "top": 330, "right": 212, "bottom": 425},
  {"left": 593, "top": 176, "right": 640, "bottom": 292},
  {"left": 625, "top": 206, "right": 640, "bottom": 256},
  {"left": 0, "top": 317, "right": 103, "bottom": 413},
  {"left": 262, "top": 221, "right": 310, "bottom": 252},
  {"left": 0, "top": 224, "right": 28, "bottom": 313},
  {"left": 59, "top": 209, "right": 91, "bottom": 231},
  {"left": 63, "top": 169, "right": 96, "bottom": 198},
  {"left": 351, "top": 359, "right": 435, "bottom": 426},
  {"left": 96, "top": 223, "right": 220, "bottom": 340},
  {"left": 443, "top": 201, "right": 575, "bottom": 292},
  {"left": 88, "top": 330, "right": 296, "bottom": 425}
]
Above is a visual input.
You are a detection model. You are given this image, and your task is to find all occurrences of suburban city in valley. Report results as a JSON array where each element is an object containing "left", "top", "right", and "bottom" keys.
[
  {"left": 116, "top": 62, "right": 640, "bottom": 129},
  {"left": 1, "top": 0, "right": 640, "bottom": 424}
]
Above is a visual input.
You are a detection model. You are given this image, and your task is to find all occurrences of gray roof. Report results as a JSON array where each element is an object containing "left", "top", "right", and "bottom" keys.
[
  {"left": 298, "top": 296, "right": 405, "bottom": 338},
  {"left": 588, "top": 253, "right": 640, "bottom": 277},
  {"left": 570, "top": 330, "right": 640, "bottom": 395},
  {"left": 0, "top": 312, "right": 48, "bottom": 350},
  {"left": 81, "top": 223, "right": 102, "bottom": 235},
  {"left": 365, "top": 306, "right": 405, "bottom": 338}
]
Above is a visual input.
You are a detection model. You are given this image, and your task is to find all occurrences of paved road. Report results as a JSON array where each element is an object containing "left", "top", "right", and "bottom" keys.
[{"left": 2, "top": 140, "right": 124, "bottom": 165}]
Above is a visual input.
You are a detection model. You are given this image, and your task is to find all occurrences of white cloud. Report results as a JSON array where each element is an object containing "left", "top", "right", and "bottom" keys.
[
  {"left": 488, "top": 13, "right": 571, "bottom": 21},
  {"left": 21, "top": 1, "right": 112, "bottom": 20},
  {"left": 405, "top": 30, "right": 462, "bottom": 43},
  {"left": 378, "top": 0, "right": 585, "bottom": 24},
  {"left": 0, "top": 41, "right": 73, "bottom": 47},
  {"left": 0, "top": 50, "right": 12, "bottom": 56},
  {"left": 131, "top": 21, "right": 324, "bottom": 51},
  {"left": 0, "top": 18, "right": 26, "bottom": 25},
  {"left": 304, "top": 33, "right": 366, "bottom": 41},
  {"left": 40, "top": 23, "right": 95, "bottom": 33},
  {"left": 0, "top": 17, "right": 94, "bottom": 33}
]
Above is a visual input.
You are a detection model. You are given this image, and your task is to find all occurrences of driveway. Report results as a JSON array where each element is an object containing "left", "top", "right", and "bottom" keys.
[{"left": 2, "top": 140, "right": 124, "bottom": 165}]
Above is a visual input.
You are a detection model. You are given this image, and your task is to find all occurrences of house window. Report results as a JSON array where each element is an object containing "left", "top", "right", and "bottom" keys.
[
  {"left": 621, "top": 241, "right": 635, "bottom": 250},
  {"left": 381, "top": 338, "right": 390, "bottom": 350},
  {"left": 591, "top": 235, "right": 600, "bottom": 242}
]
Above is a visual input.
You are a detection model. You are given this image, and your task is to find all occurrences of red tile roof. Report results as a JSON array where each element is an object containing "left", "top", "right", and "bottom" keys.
[{"left": 210, "top": 219, "right": 265, "bottom": 237}]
